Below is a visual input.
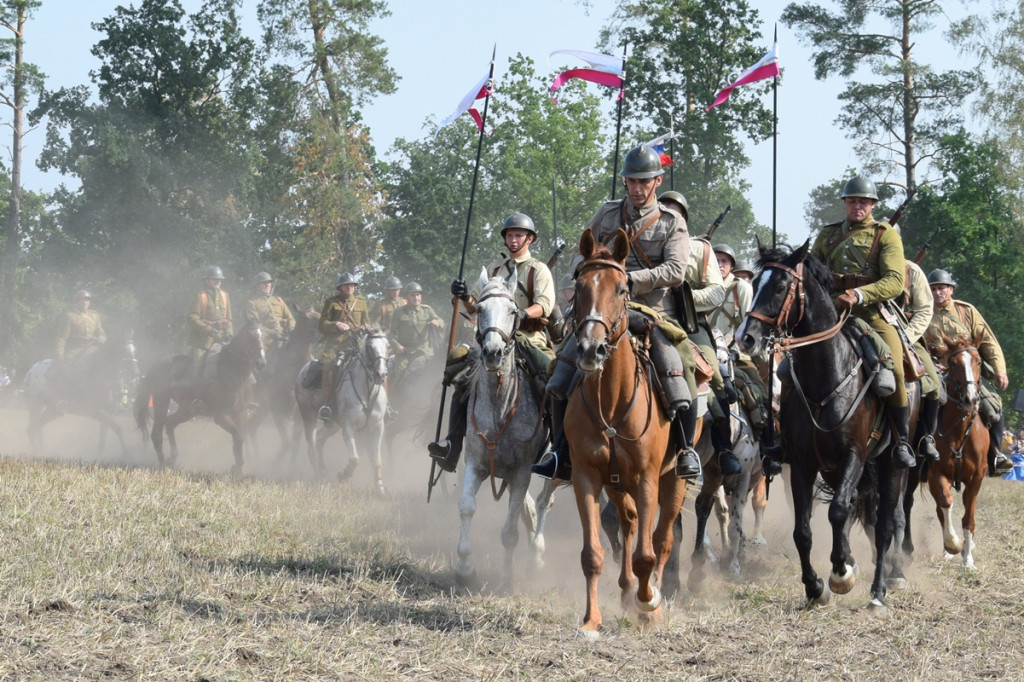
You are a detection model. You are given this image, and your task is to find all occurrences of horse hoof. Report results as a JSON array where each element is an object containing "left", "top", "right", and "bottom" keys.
[
  {"left": 807, "top": 584, "right": 831, "bottom": 607},
  {"left": 577, "top": 627, "right": 601, "bottom": 642},
  {"left": 944, "top": 540, "right": 963, "bottom": 555},
  {"left": 887, "top": 576, "right": 908, "bottom": 591},
  {"left": 867, "top": 598, "right": 889, "bottom": 616},
  {"left": 338, "top": 461, "right": 357, "bottom": 482},
  {"left": 828, "top": 565, "right": 856, "bottom": 595},
  {"left": 455, "top": 568, "right": 478, "bottom": 589},
  {"left": 750, "top": 535, "right": 767, "bottom": 546},
  {"left": 636, "top": 586, "right": 661, "bottom": 613}
]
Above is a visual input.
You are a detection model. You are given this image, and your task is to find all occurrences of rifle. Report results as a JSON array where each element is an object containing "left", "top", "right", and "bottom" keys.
[
  {"left": 702, "top": 204, "right": 732, "bottom": 240},
  {"left": 913, "top": 226, "right": 941, "bottom": 265},
  {"left": 547, "top": 239, "right": 566, "bottom": 270},
  {"left": 887, "top": 187, "right": 917, "bottom": 228}
]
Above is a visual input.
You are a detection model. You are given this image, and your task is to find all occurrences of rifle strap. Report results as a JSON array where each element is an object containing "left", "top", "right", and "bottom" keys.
[
  {"left": 199, "top": 290, "right": 227, "bottom": 321},
  {"left": 617, "top": 201, "right": 662, "bottom": 269}
]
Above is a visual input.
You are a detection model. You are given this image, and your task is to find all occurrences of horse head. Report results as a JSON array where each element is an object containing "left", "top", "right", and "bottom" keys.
[
  {"left": 229, "top": 321, "right": 268, "bottom": 372},
  {"left": 475, "top": 274, "right": 519, "bottom": 371},
  {"left": 573, "top": 228, "right": 629, "bottom": 373},
  {"left": 942, "top": 336, "right": 982, "bottom": 406},
  {"left": 360, "top": 329, "right": 391, "bottom": 385}
]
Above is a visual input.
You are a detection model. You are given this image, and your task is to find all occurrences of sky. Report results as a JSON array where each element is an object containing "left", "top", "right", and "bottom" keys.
[{"left": 23, "top": 0, "right": 973, "bottom": 247}]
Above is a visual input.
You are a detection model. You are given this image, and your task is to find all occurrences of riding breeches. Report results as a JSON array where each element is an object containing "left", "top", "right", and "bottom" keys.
[{"left": 866, "top": 316, "right": 906, "bottom": 407}]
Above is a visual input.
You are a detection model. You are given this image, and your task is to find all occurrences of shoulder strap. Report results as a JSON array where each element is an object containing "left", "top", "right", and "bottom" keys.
[
  {"left": 200, "top": 291, "right": 209, "bottom": 319},
  {"left": 864, "top": 224, "right": 885, "bottom": 265},
  {"left": 701, "top": 239, "right": 711, "bottom": 281}
]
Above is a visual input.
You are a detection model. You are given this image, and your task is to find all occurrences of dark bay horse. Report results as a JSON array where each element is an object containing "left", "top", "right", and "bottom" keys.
[
  {"left": 928, "top": 338, "right": 988, "bottom": 569},
  {"left": 134, "top": 322, "right": 268, "bottom": 473},
  {"left": 24, "top": 332, "right": 140, "bottom": 456},
  {"left": 567, "top": 228, "right": 686, "bottom": 638},
  {"left": 736, "top": 241, "right": 907, "bottom": 610}
]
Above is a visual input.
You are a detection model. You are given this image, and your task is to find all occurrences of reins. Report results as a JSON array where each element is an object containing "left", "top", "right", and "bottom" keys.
[{"left": 747, "top": 261, "right": 849, "bottom": 351}]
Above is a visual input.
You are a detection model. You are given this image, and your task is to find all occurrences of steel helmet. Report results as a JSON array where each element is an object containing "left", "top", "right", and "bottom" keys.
[
  {"left": 658, "top": 190, "right": 689, "bottom": 220},
  {"left": 254, "top": 271, "right": 273, "bottom": 285},
  {"left": 204, "top": 265, "right": 225, "bottom": 280},
  {"left": 733, "top": 260, "right": 754, "bottom": 278},
  {"left": 383, "top": 275, "right": 403, "bottom": 290},
  {"left": 402, "top": 281, "right": 423, "bottom": 295},
  {"left": 336, "top": 272, "right": 358, "bottom": 287},
  {"left": 713, "top": 244, "right": 737, "bottom": 266},
  {"left": 558, "top": 273, "right": 575, "bottom": 290},
  {"left": 621, "top": 145, "right": 664, "bottom": 179},
  {"left": 500, "top": 212, "right": 537, "bottom": 238},
  {"left": 74, "top": 289, "right": 91, "bottom": 300},
  {"left": 840, "top": 176, "right": 879, "bottom": 201},
  {"left": 927, "top": 269, "right": 958, "bottom": 288}
]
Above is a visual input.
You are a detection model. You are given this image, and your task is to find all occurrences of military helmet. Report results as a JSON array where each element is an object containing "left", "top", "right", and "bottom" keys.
[
  {"left": 402, "top": 281, "right": 423, "bottom": 295},
  {"left": 500, "top": 212, "right": 537, "bottom": 238},
  {"left": 658, "top": 190, "right": 689, "bottom": 220},
  {"left": 713, "top": 244, "right": 737, "bottom": 266},
  {"left": 620, "top": 145, "right": 664, "bottom": 179},
  {"left": 254, "top": 271, "right": 273, "bottom": 285},
  {"left": 204, "top": 265, "right": 225, "bottom": 280},
  {"left": 840, "top": 176, "right": 879, "bottom": 201},
  {"left": 733, "top": 260, "right": 754, "bottom": 278},
  {"left": 927, "top": 269, "right": 958, "bottom": 288},
  {"left": 558, "top": 273, "right": 575, "bottom": 291},
  {"left": 336, "top": 272, "right": 357, "bottom": 287},
  {"left": 74, "top": 289, "right": 91, "bottom": 301},
  {"left": 383, "top": 275, "right": 403, "bottom": 290}
]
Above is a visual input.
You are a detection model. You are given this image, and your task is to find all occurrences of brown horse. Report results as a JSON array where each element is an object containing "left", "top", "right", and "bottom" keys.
[
  {"left": 566, "top": 228, "right": 686, "bottom": 639},
  {"left": 928, "top": 338, "right": 988, "bottom": 570},
  {"left": 135, "top": 322, "right": 268, "bottom": 473}
]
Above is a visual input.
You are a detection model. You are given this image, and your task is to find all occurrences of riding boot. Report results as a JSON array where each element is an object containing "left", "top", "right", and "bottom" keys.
[
  {"left": 674, "top": 402, "right": 702, "bottom": 479},
  {"left": 915, "top": 396, "right": 941, "bottom": 462},
  {"left": 711, "top": 414, "right": 742, "bottom": 476},
  {"left": 317, "top": 363, "right": 336, "bottom": 421},
  {"left": 428, "top": 389, "right": 469, "bottom": 473},
  {"left": 532, "top": 397, "right": 571, "bottom": 480},
  {"left": 987, "top": 414, "right": 1013, "bottom": 476},
  {"left": 888, "top": 404, "right": 916, "bottom": 469}
]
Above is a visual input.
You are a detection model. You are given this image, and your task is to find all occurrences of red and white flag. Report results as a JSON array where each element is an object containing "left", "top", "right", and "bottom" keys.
[
  {"left": 434, "top": 71, "right": 492, "bottom": 139},
  {"left": 706, "top": 42, "right": 780, "bottom": 111},
  {"left": 644, "top": 132, "right": 674, "bottom": 167},
  {"left": 548, "top": 49, "right": 624, "bottom": 103}
]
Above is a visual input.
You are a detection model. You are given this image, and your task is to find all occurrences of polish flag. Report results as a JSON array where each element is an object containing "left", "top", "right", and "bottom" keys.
[
  {"left": 434, "top": 71, "right": 492, "bottom": 139},
  {"left": 548, "top": 49, "right": 624, "bottom": 102},
  {"left": 706, "top": 42, "right": 780, "bottom": 111}
]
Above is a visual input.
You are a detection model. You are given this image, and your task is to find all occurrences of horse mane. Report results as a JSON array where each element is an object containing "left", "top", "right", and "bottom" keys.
[{"left": 757, "top": 243, "right": 834, "bottom": 296}]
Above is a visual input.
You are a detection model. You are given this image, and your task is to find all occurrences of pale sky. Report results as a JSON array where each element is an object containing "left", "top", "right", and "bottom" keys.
[{"left": 23, "top": 0, "right": 975, "bottom": 246}]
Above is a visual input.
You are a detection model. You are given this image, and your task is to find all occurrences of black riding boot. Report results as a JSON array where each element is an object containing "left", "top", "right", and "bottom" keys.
[
  {"left": 711, "top": 414, "right": 742, "bottom": 476},
  {"left": 988, "top": 415, "right": 1013, "bottom": 476},
  {"left": 317, "top": 363, "right": 336, "bottom": 421},
  {"left": 532, "top": 397, "right": 571, "bottom": 480},
  {"left": 915, "top": 397, "right": 941, "bottom": 461},
  {"left": 674, "top": 402, "right": 702, "bottom": 479},
  {"left": 428, "top": 390, "right": 468, "bottom": 473},
  {"left": 889, "top": 404, "right": 916, "bottom": 469}
]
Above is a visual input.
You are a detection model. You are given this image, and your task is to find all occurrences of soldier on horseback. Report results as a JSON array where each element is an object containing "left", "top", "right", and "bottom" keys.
[
  {"left": 372, "top": 275, "right": 404, "bottom": 331},
  {"left": 316, "top": 272, "right": 370, "bottom": 421},
  {"left": 245, "top": 272, "right": 295, "bottom": 352},
  {"left": 187, "top": 266, "right": 233, "bottom": 393},
  {"left": 53, "top": 289, "right": 108, "bottom": 412},
  {"left": 390, "top": 281, "right": 444, "bottom": 388},
  {"left": 901, "top": 259, "right": 941, "bottom": 462},
  {"left": 429, "top": 211, "right": 556, "bottom": 473},
  {"left": 924, "top": 269, "right": 1013, "bottom": 476}
]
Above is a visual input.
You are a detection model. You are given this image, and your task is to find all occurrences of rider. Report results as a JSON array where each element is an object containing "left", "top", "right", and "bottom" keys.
[
  {"left": 809, "top": 177, "right": 916, "bottom": 469},
  {"left": 733, "top": 260, "right": 755, "bottom": 283},
  {"left": 658, "top": 190, "right": 741, "bottom": 478},
  {"left": 901, "top": 259, "right": 941, "bottom": 462},
  {"left": 56, "top": 289, "right": 107, "bottom": 365},
  {"left": 924, "top": 269, "right": 1014, "bottom": 476},
  {"left": 372, "top": 275, "right": 404, "bottom": 331},
  {"left": 532, "top": 146, "right": 701, "bottom": 480},
  {"left": 187, "top": 266, "right": 233, "bottom": 391},
  {"left": 430, "top": 212, "right": 556, "bottom": 474},
  {"left": 390, "top": 281, "right": 444, "bottom": 387},
  {"left": 245, "top": 272, "right": 295, "bottom": 350},
  {"left": 316, "top": 272, "right": 370, "bottom": 421}
]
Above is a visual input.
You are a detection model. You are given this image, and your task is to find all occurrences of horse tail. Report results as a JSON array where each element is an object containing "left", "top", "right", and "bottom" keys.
[{"left": 134, "top": 371, "right": 153, "bottom": 439}]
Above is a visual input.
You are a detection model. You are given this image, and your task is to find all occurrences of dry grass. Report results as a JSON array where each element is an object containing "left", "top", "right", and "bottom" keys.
[{"left": 0, "top": 407, "right": 1023, "bottom": 680}]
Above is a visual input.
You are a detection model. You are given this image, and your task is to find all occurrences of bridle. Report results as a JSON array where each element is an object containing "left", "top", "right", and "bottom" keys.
[
  {"left": 475, "top": 288, "right": 518, "bottom": 360},
  {"left": 574, "top": 258, "right": 628, "bottom": 349},
  {"left": 747, "top": 260, "right": 847, "bottom": 352}
]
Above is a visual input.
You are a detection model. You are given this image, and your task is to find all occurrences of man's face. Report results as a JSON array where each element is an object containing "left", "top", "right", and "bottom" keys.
[
  {"left": 207, "top": 277, "right": 222, "bottom": 290},
  {"left": 931, "top": 283, "right": 953, "bottom": 306},
  {"left": 258, "top": 281, "right": 273, "bottom": 295},
  {"left": 338, "top": 283, "right": 357, "bottom": 299},
  {"left": 503, "top": 228, "right": 533, "bottom": 257},
  {"left": 405, "top": 292, "right": 423, "bottom": 306},
  {"left": 716, "top": 253, "right": 733, "bottom": 278},
  {"left": 384, "top": 288, "right": 400, "bottom": 301},
  {"left": 843, "top": 196, "right": 877, "bottom": 223},
  {"left": 76, "top": 297, "right": 90, "bottom": 312},
  {"left": 624, "top": 175, "right": 663, "bottom": 208},
  {"left": 735, "top": 271, "right": 752, "bottom": 283}
]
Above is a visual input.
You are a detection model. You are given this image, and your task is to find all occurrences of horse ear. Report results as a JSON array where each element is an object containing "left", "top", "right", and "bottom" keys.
[
  {"left": 474, "top": 266, "right": 488, "bottom": 293},
  {"left": 755, "top": 234, "right": 766, "bottom": 256},
  {"left": 793, "top": 238, "right": 811, "bottom": 263},
  {"left": 612, "top": 228, "right": 630, "bottom": 263},
  {"left": 579, "top": 228, "right": 596, "bottom": 259}
]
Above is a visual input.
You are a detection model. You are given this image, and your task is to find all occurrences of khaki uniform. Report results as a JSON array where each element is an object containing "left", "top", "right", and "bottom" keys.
[
  {"left": 392, "top": 302, "right": 443, "bottom": 384},
  {"left": 371, "top": 297, "right": 403, "bottom": 331},
  {"left": 925, "top": 298, "right": 1006, "bottom": 375},
  {"left": 56, "top": 309, "right": 106, "bottom": 363},
  {"left": 711, "top": 273, "right": 752, "bottom": 343},
  {"left": 187, "top": 287, "right": 233, "bottom": 351},
  {"left": 902, "top": 260, "right": 939, "bottom": 399},
  {"left": 686, "top": 238, "right": 727, "bottom": 395},
  {"left": 318, "top": 294, "right": 370, "bottom": 363},
  {"left": 474, "top": 252, "right": 556, "bottom": 362},
  {"left": 246, "top": 294, "right": 295, "bottom": 340},
  {"left": 811, "top": 219, "right": 907, "bottom": 406}
]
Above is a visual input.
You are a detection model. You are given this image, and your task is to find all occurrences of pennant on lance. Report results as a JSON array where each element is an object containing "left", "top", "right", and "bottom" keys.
[
  {"left": 706, "top": 42, "right": 780, "bottom": 111},
  {"left": 548, "top": 49, "right": 624, "bottom": 103},
  {"left": 434, "top": 70, "right": 492, "bottom": 139},
  {"left": 644, "top": 131, "right": 673, "bottom": 167}
]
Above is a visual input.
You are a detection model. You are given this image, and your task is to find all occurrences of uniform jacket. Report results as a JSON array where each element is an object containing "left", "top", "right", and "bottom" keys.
[
  {"left": 246, "top": 294, "right": 296, "bottom": 337},
  {"left": 187, "top": 287, "right": 233, "bottom": 351},
  {"left": 811, "top": 218, "right": 905, "bottom": 309},
  {"left": 711, "top": 272, "right": 752, "bottom": 341},
  {"left": 901, "top": 260, "right": 933, "bottom": 344},
  {"left": 318, "top": 294, "right": 370, "bottom": 352},
  {"left": 473, "top": 250, "right": 555, "bottom": 349},
  {"left": 56, "top": 309, "right": 106, "bottom": 361},
  {"left": 371, "top": 297, "right": 403, "bottom": 331},
  {"left": 391, "top": 303, "right": 443, "bottom": 357},
  {"left": 686, "top": 238, "right": 727, "bottom": 314},
  {"left": 926, "top": 298, "right": 1006, "bottom": 374}
]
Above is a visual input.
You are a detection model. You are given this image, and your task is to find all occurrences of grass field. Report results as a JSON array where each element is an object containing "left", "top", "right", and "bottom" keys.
[{"left": 1, "top": 407, "right": 1023, "bottom": 681}]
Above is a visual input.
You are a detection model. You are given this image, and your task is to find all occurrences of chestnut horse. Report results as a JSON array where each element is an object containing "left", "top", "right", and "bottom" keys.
[
  {"left": 929, "top": 339, "right": 989, "bottom": 570},
  {"left": 566, "top": 228, "right": 686, "bottom": 639}
]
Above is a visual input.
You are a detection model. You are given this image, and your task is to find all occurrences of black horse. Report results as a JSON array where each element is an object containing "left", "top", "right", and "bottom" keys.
[
  {"left": 134, "top": 322, "right": 268, "bottom": 473},
  {"left": 736, "top": 241, "right": 909, "bottom": 610}
]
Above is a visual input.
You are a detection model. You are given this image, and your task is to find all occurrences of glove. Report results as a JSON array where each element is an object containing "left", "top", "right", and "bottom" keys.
[
  {"left": 516, "top": 308, "right": 529, "bottom": 323},
  {"left": 835, "top": 289, "right": 859, "bottom": 313},
  {"left": 626, "top": 274, "right": 634, "bottom": 293},
  {"left": 450, "top": 278, "right": 469, "bottom": 300}
]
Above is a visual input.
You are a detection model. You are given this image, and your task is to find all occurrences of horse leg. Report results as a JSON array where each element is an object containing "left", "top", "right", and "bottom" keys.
[
  {"left": 750, "top": 471, "right": 768, "bottom": 545},
  {"left": 605, "top": 488, "right": 640, "bottom": 614},
  {"left": 961, "top": 459, "right": 985, "bottom": 571},
  {"left": 688, "top": 477, "right": 719, "bottom": 593},
  {"left": 790, "top": 462, "right": 828, "bottom": 604},
  {"left": 886, "top": 469, "right": 909, "bottom": 590},
  {"left": 712, "top": 485, "right": 730, "bottom": 557},
  {"left": 531, "top": 479, "right": 559, "bottom": 571},
  {"left": 725, "top": 471, "right": 753, "bottom": 579},
  {"left": 929, "top": 465, "right": 961, "bottom": 555},
  {"left": 599, "top": 494, "right": 622, "bottom": 559},
  {"left": 627, "top": 475, "right": 661, "bottom": 614},
  {"left": 369, "top": 420, "right": 385, "bottom": 496},
  {"left": 573, "top": 470, "right": 607, "bottom": 639},
  {"left": 336, "top": 423, "right": 358, "bottom": 482},
  {"left": 826, "top": 451, "right": 863, "bottom": 596},
  {"left": 901, "top": 462, "right": 921, "bottom": 559},
  {"left": 651, "top": 469, "right": 686, "bottom": 604},
  {"left": 662, "top": 512, "right": 683, "bottom": 599},
  {"left": 455, "top": 461, "right": 487, "bottom": 588},
  {"left": 149, "top": 394, "right": 171, "bottom": 466},
  {"left": 868, "top": 454, "right": 900, "bottom": 609},
  {"left": 498, "top": 472, "right": 532, "bottom": 593},
  {"left": 213, "top": 412, "right": 245, "bottom": 475}
]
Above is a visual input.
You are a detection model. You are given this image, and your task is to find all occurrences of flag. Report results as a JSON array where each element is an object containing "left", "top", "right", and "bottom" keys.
[
  {"left": 644, "top": 132, "right": 673, "bottom": 167},
  {"left": 548, "top": 49, "right": 624, "bottom": 103},
  {"left": 434, "top": 71, "right": 492, "bottom": 139},
  {"left": 705, "top": 42, "right": 780, "bottom": 112}
]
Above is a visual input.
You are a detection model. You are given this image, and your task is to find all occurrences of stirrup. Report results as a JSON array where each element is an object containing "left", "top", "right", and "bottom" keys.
[
  {"left": 893, "top": 442, "right": 915, "bottom": 469},
  {"left": 317, "top": 405, "right": 332, "bottom": 421},
  {"left": 532, "top": 450, "right": 570, "bottom": 480},
  {"left": 993, "top": 452, "right": 1014, "bottom": 475},
  {"left": 917, "top": 434, "right": 940, "bottom": 462},
  {"left": 429, "top": 440, "right": 459, "bottom": 473},
  {"left": 675, "top": 447, "right": 702, "bottom": 479}
]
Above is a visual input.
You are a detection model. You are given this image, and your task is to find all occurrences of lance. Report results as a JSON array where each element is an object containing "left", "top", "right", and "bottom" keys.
[
  {"left": 609, "top": 43, "right": 628, "bottom": 199},
  {"left": 764, "top": 24, "right": 781, "bottom": 497},
  {"left": 428, "top": 46, "right": 496, "bottom": 503}
]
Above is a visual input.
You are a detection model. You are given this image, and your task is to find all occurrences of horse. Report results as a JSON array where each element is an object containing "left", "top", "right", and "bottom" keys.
[
  {"left": 450, "top": 273, "right": 547, "bottom": 591},
  {"left": 134, "top": 322, "right": 268, "bottom": 473},
  {"left": 736, "top": 241, "right": 909, "bottom": 610},
  {"left": 928, "top": 338, "right": 989, "bottom": 569},
  {"left": 295, "top": 330, "right": 391, "bottom": 492},
  {"left": 246, "top": 306, "right": 320, "bottom": 464},
  {"left": 566, "top": 228, "right": 686, "bottom": 638},
  {"left": 24, "top": 331, "right": 140, "bottom": 457}
]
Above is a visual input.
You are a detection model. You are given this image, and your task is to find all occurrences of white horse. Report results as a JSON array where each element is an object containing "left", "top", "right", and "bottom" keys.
[
  {"left": 455, "top": 273, "right": 547, "bottom": 591},
  {"left": 296, "top": 330, "right": 390, "bottom": 494}
]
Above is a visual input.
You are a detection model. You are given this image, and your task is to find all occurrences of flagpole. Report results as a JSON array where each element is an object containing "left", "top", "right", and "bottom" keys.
[
  {"left": 669, "top": 114, "right": 675, "bottom": 190},
  {"left": 610, "top": 43, "right": 627, "bottom": 200},
  {"left": 551, "top": 176, "right": 558, "bottom": 268},
  {"left": 429, "top": 45, "right": 496, "bottom": 502},
  {"left": 765, "top": 25, "right": 780, "bottom": 496}
]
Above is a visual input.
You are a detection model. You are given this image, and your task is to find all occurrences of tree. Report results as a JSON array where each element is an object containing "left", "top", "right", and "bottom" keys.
[{"left": 782, "top": 0, "right": 980, "bottom": 192}]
